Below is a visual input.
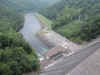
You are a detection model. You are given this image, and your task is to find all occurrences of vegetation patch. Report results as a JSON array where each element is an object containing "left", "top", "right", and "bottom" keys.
[
  {"left": 36, "top": 13, "right": 52, "bottom": 30},
  {"left": 0, "top": 2, "right": 40, "bottom": 75},
  {"left": 40, "top": 0, "right": 100, "bottom": 43}
]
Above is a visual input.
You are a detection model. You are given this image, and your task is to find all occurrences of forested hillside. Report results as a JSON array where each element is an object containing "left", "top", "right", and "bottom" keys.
[
  {"left": 0, "top": 0, "right": 60, "bottom": 12},
  {"left": 40, "top": 0, "right": 100, "bottom": 43},
  {"left": 0, "top": 1, "right": 40, "bottom": 75},
  {"left": 0, "top": 0, "right": 62, "bottom": 74}
]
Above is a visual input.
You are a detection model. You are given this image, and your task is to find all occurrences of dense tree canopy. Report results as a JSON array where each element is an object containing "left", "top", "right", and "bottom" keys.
[
  {"left": 0, "top": 1, "right": 40, "bottom": 75},
  {"left": 40, "top": 0, "right": 100, "bottom": 43},
  {"left": 0, "top": 32, "right": 40, "bottom": 75},
  {"left": 0, "top": 4, "right": 24, "bottom": 32}
]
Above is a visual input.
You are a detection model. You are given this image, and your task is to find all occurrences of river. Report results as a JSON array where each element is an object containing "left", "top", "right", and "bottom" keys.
[{"left": 20, "top": 13, "right": 48, "bottom": 56}]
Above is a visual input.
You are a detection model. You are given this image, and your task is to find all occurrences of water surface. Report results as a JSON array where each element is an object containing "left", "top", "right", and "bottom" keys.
[{"left": 20, "top": 13, "right": 48, "bottom": 55}]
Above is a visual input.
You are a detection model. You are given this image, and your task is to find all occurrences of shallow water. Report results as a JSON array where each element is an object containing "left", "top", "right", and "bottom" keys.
[{"left": 20, "top": 13, "right": 48, "bottom": 55}]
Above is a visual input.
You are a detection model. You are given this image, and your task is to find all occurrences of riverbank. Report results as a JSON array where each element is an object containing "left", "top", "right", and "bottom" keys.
[
  {"left": 21, "top": 13, "right": 82, "bottom": 75},
  {"left": 35, "top": 13, "right": 83, "bottom": 72},
  {"left": 35, "top": 13, "right": 82, "bottom": 53}
]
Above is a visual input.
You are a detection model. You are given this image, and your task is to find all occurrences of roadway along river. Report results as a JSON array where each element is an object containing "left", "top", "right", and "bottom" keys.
[{"left": 20, "top": 13, "right": 48, "bottom": 55}]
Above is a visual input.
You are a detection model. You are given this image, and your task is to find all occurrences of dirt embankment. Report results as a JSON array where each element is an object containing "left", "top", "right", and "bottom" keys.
[{"left": 35, "top": 14, "right": 82, "bottom": 53}]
